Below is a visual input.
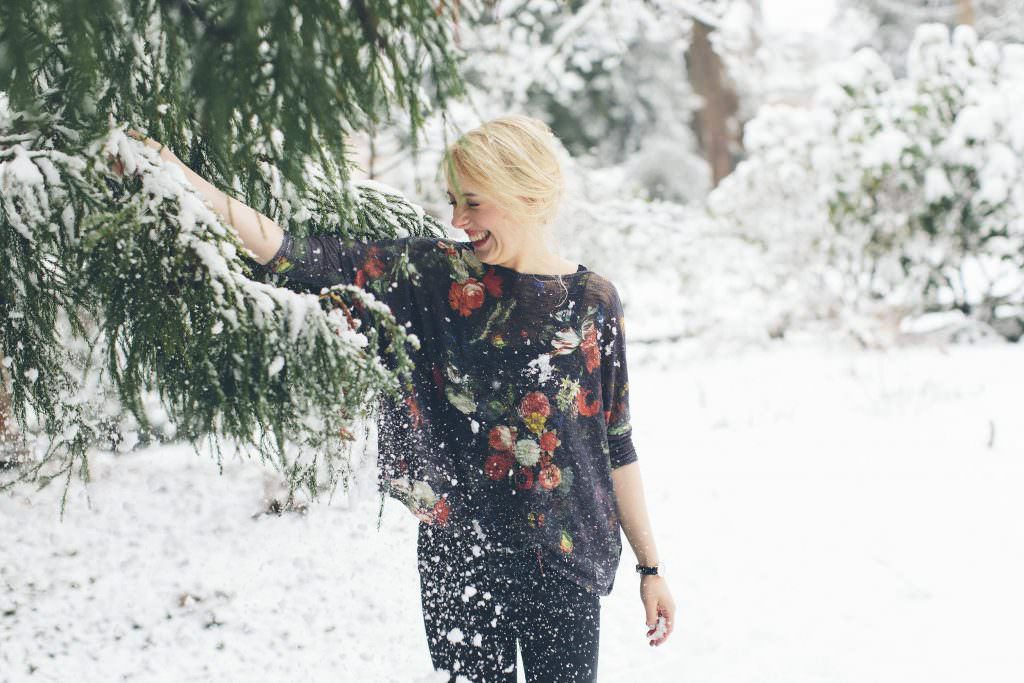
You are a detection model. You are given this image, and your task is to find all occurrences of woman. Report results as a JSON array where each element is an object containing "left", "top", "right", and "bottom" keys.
[{"left": 129, "top": 115, "right": 674, "bottom": 682}]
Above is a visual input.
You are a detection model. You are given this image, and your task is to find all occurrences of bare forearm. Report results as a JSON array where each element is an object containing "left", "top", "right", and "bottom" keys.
[
  {"left": 161, "top": 152, "right": 284, "bottom": 265},
  {"left": 610, "top": 461, "right": 660, "bottom": 566}
]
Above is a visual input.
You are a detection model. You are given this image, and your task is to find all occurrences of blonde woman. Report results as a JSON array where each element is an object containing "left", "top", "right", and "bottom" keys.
[{"left": 131, "top": 115, "right": 674, "bottom": 682}]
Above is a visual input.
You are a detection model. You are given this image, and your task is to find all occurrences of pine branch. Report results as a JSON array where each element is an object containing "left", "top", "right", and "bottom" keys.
[{"left": 0, "top": 109, "right": 446, "bottom": 514}]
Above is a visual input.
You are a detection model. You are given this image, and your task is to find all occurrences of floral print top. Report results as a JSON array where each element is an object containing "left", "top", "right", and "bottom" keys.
[{"left": 261, "top": 232, "right": 637, "bottom": 596}]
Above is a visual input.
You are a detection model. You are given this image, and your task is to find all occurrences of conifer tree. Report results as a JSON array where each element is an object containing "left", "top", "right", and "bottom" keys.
[{"left": 0, "top": 0, "right": 470, "bottom": 514}]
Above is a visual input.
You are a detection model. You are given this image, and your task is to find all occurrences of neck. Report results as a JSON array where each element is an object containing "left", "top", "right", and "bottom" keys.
[{"left": 500, "top": 235, "right": 577, "bottom": 275}]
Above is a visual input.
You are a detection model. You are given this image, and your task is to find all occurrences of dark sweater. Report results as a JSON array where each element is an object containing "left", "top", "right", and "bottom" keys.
[{"left": 262, "top": 232, "right": 637, "bottom": 596}]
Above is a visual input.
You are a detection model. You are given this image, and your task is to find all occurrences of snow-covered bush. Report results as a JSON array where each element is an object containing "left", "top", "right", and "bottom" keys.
[
  {"left": 710, "top": 23, "right": 1024, "bottom": 343},
  {"left": 825, "top": 24, "right": 1024, "bottom": 340},
  {"left": 553, "top": 162, "right": 805, "bottom": 359}
]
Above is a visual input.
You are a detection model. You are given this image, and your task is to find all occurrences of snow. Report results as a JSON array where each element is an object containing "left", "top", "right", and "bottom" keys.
[
  {"left": 761, "top": 0, "right": 836, "bottom": 35},
  {"left": 924, "top": 166, "right": 953, "bottom": 203},
  {"left": 3, "top": 340, "right": 1022, "bottom": 681},
  {"left": 859, "top": 128, "right": 910, "bottom": 169},
  {"left": 1, "top": 145, "right": 45, "bottom": 186},
  {"left": 3, "top": 6, "right": 1024, "bottom": 681}
]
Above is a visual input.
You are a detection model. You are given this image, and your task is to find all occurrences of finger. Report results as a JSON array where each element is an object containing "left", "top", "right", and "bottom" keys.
[
  {"left": 646, "top": 617, "right": 663, "bottom": 643},
  {"left": 107, "top": 154, "right": 125, "bottom": 177},
  {"left": 647, "top": 606, "right": 671, "bottom": 645},
  {"left": 644, "top": 601, "right": 659, "bottom": 631},
  {"left": 659, "top": 605, "right": 674, "bottom": 634}
]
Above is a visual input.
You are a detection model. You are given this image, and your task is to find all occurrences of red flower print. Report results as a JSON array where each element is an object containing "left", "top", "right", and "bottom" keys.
[
  {"left": 538, "top": 464, "right": 562, "bottom": 490},
  {"left": 539, "top": 430, "right": 560, "bottom": 453},
  {"left": 449, "top": 278, "right": 486, "bottom": 317},
  {"left": 432, "top": 497, "right": 450, "bottom": 526},
  {"left": 577, "top": 387, "right": 601, "bottom": 417},
  {"left": 404, "top": 395, "right": 424, "bottom": 429},
  {"left": 484, "top": 452, "right": 514, "bottom": 480},
  {"left": 538, "top": 453, "right": 552, "bottom": 469},
  {"left": 514, "top": 467, "right": 535, "bottom": 490},
  {"left": 603, "top": 409, "right": 611, "bottom": 425},
  {"left": 519, "top": 391, "right": 551, "bottom": 419},
  {"left": 580, "top": 321, "right": 600, "bottom": 373},
  {"left": 437, "top": 241, "right": 458, "bottom": 258},
  {"left": 488, "top": 425, "right": 517, "bottom": 452},
  {"left": 482, "top": 267, "right": 504, "bottom": 297},
  {"left": 355, "top": 269, "right": 366, "bottom": 288},
  {"left": 364, "top": 247, "right": 385, "bottom": 279}
]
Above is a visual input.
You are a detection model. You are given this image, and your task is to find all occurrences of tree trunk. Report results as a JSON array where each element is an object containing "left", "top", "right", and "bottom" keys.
[
  {"left": 957, "top": 0, "right": 975, "bottom": 25},
  {"left": 687, "top": 19, "right": 739, "bottom": 187},
  {"left": 0, "top": 365, "right": 22, "bottom": 465}
]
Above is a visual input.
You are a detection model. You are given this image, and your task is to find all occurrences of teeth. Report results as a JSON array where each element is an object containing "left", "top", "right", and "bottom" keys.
[{"left": 469, "top": 230, "right": 490, "bottom": 241}]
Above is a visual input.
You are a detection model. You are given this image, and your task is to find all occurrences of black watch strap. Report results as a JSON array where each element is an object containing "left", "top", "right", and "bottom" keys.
[{"left": 635, "top": 563, "right": 659, "bottom": 576}]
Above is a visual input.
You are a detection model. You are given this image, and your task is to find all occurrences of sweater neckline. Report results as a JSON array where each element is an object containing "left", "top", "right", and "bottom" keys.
[{"left": 489, "top": 261, "right": 589, "bottom": 279}]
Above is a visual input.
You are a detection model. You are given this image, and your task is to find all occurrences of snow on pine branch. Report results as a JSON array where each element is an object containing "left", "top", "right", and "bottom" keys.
[{"left": 0, "top": 110, "right": 425, "bottom": 512}]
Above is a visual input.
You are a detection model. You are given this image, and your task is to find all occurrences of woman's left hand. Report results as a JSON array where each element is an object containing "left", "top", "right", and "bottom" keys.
[
  {"left": 640, "top": 574, "right": 675, "bottom": 646},
  {"left": 126, "top": 129, "right": 177, "bottom": 161}
]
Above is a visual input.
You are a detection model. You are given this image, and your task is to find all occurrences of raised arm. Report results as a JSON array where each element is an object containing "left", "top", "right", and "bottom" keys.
[{"left": 125, "top": 131, "right": 283, "bottom": 264}]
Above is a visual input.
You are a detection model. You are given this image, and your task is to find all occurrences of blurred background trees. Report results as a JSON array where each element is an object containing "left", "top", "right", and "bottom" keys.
[{"left": 354, "top": 0, "right": 1023, "bottom": 350}]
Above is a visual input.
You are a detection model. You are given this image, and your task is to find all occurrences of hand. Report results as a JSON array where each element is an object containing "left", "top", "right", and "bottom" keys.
[
  {"left": 127, "top": 129, "right": 177, "bottom": 161},
  {"left": 640, "top": 574, "right": 675, "bottom": 646},
  {"left": 108, "top": 129, "right": 177, "bottom": 177}
]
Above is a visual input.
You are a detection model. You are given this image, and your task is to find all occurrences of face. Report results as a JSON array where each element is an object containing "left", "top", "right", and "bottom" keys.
[{"left": 446, "top": 178, "right": 526, "bottom": 265}]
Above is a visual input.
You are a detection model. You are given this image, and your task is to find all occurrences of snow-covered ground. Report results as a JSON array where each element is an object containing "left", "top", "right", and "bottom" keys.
[{"left": 3, "top": 339, "right": 1023, "bottom": 682}]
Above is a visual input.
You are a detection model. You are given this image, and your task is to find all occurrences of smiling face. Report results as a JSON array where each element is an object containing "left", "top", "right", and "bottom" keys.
[{"left": 446, "top": 177, "right": 530, "bottom": 266}]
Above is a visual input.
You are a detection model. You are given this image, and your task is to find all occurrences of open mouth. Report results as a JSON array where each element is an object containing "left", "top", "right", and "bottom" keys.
[{"left": 467, "top": 230, "right": 491, "bottom": 248}]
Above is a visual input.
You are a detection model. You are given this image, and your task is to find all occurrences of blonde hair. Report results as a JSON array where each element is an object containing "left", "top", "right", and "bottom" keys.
[{"left": 441, "top": 114, "right": 565, "bottom": 229}]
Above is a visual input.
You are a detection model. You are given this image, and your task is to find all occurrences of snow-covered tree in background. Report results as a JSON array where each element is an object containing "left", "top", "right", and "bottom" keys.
[
  {"left": 710, "top": 23, "right": 1024, "bottom": 344},
  {"left": 0, "top": 0, "right": 466, "bottom": 513},
  {"left": 461, "top": 0, "right": 696, "bottom": 166},
  {"left": 362, "top": 0, "right": 737, "bottom": 206},
  {"left": 824, "top": 24, "right": 1024, "bottom": 339},
  {"left": 840, "top": 0, "right": 1024, "bottom": 74}
]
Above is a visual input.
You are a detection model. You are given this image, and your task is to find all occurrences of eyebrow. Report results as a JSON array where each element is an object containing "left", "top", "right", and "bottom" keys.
[{"left": 446, "top": 191, "right": 478, "bottom": 197}]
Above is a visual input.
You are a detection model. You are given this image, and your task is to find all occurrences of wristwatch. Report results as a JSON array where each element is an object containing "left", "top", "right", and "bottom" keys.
[{"left": 636, "top": 562, "right": 664, "bottom": 577}]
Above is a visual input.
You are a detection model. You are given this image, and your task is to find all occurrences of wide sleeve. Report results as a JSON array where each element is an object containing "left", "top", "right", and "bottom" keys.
[
  {"left": 260, "top": 231, "right": 423, "bottom": 329},
  {"left": 599, "top": 284, "right": 638, "bottom": 469}
]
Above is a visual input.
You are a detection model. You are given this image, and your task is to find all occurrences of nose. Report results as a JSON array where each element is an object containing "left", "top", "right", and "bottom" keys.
[{"left": 450, "top": 204, "right": 470, "bottom": 230}]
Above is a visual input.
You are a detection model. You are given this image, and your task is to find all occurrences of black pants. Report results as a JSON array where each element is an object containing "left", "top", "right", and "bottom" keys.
[{"left": 417, "top": 522, "right": 601, "bottom": 682}]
